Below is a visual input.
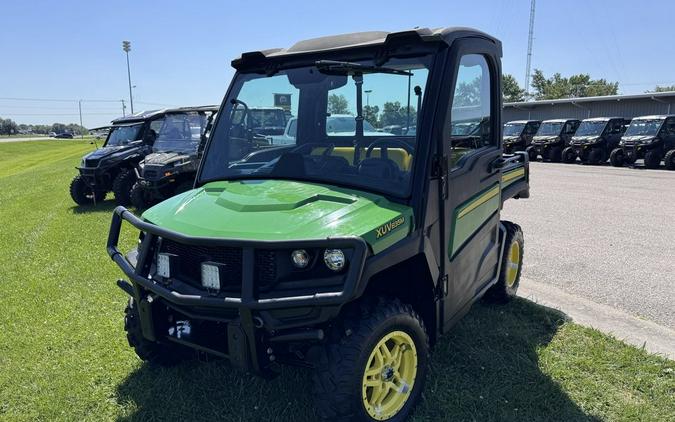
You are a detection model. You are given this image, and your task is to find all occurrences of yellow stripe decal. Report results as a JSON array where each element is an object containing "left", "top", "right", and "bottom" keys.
[
  {"left": 457, "top": 185, "right": 500, "bottom": 219},
  {"left": 502, "top": 167, "right": 525, "bottom": 183}
]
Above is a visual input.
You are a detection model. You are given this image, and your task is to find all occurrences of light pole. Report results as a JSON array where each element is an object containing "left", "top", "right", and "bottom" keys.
[
  {"left": 122, "top": 40, "right": 134, "bottom": 114},
  {"left": 364, "top": 90, "right": 372, "bottom": 107},
  {"left": 78, "top": 100, "right": 84, "bottom": 139}
]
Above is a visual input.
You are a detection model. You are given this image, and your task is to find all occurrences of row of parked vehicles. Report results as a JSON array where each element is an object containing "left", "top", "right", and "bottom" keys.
[{"left": 503, "top": 115, "right": 675, "bottom": 169}]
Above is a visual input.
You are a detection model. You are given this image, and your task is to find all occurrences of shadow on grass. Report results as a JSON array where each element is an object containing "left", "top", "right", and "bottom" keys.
[
  {"left": 115, "top": 298, "right": 599, "bottom": 422},
  {"left": 70, "top": 199, "right": 120, "bottom": 215}
]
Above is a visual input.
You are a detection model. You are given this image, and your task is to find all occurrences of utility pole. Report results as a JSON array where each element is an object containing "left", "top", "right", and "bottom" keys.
[
  {"left": 121, "top": 99, "right": 126, "bottom": 116},
  {"left": 78, "top": 100, "right": 84, "bottom": 139},
  {"left": 524, "top": 0, "right": 536, "bottom": 98},
  {"left": 122, "top": 40, "right": 134, "bottom": 114}
]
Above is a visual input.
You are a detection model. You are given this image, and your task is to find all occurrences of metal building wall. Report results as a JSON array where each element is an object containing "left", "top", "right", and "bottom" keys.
[{"left": 503, "top": 95, "right": 675, "bottom": 122}]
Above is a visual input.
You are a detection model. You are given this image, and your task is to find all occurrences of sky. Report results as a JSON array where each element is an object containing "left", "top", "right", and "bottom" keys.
[{"left": 2, "top": 0, "right": 675, "bottom": 128}]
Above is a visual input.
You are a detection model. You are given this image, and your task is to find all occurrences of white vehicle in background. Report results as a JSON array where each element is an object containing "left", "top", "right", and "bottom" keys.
[{"left": 269, "top": 114, "right": 393, "bottom": 145}]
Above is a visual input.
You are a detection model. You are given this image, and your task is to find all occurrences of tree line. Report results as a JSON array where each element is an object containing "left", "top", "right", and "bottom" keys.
[
  {"left": 0, "top": 117, "right": 87, "bottom": 136},
  {"left": 328, "top": 94, "right": 416, "bottom": 128},
  {"left": 502, "top": 69, "right": 673, "bottom": 103}
]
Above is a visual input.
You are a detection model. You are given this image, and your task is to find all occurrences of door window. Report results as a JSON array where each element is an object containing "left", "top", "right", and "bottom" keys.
[{"left": 444, "top": 54, "right": 493, "bottom": 169}]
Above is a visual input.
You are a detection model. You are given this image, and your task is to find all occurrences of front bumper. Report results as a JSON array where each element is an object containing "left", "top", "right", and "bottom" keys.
[{"left": 107, "top": 206, "right": 368, "bottom": 372}]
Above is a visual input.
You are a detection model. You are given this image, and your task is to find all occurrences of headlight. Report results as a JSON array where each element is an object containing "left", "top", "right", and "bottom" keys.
[
  {"left": 645, "top": 137, "right": 658, "bottom": 144},
  {"left": 323, "top": 249, "right": 345, "bottom": 271},
  {"left": 291, "top": 249, "right": 310, "bottom": 268}
]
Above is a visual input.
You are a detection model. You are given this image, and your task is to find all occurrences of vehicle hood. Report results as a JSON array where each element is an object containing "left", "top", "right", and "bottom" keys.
[
  {"left": 143, "top": 151, "right": 193, "bottom": 166},
  {"left": 84, "top": 145, "right": 135, "bottom": 160},
  {"left": 621, "top": 135, "right": 656, "bottom": 143},
  {"left": 532, "top": 136, "right": 558, "bottom": 142},
  {"left": 142, "top": 179, "right": 413, "bottom": 254},
  {"left": 571, "top": 136, "right": 600, "bottom": 143},
  {"left": 502, "top": 136, "right": 520, "bottom": 143}
]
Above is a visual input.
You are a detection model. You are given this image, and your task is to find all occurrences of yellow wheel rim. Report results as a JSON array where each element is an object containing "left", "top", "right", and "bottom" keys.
[
  {"left": 361, "top": 330, "right": 418, "bottom": 420},
  {"left": 506, "top": 241, "right": 521, "bottom": 287}
]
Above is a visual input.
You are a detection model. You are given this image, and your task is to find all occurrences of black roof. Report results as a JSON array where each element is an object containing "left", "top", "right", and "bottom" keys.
[
  {"left": 110, "top": 105, "right": 219, "bottom": 125},
  {"left": 232, "top": 27, "right": 501, "bottom": 70}
]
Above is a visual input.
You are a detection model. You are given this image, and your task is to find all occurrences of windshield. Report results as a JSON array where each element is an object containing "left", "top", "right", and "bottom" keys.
[
  {"left": 537, "top": 122, "right": 564, "bottom": 136},
  {"left": 105, "top": 124, "right": 143, "bottom": 147},
  {"left": 575, "top": 120, "right": 607, "bottom": 136},
  {"left": 153, "top": 112, "right": 214, "bottom": 153},
  {"left": 503, "top": 123, "right": 525, "bottom": 137},
  {"left": 624, "top": 119, "right": 663, "bottom": 136},
  {"left": 200, "top": 56, "right": 431, "bottom": 197}
]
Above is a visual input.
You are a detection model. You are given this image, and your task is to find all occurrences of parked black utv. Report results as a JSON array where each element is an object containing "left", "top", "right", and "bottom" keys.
[
  {"left": 563, "top": 117, "right": 629, "bottom": 164},
  {"left": 69, "top": 110, "right": 167, "bottom": 206},
  {"left": 130, "top": 106, "right": 218, "bottom": 209},
  {"left": 502, "top": 120, "right": 541, "bottom": 156},
  {"left": 527, "top": 118, "right": 581, "bottom": 162},
  {"left": 610, "top": 115, "right": 675, "bottom": 169}
]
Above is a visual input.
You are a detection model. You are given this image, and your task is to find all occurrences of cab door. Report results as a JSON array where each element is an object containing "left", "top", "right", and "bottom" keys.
[{"left": 437, "top": 39, "right": 503, "bottom": 327}]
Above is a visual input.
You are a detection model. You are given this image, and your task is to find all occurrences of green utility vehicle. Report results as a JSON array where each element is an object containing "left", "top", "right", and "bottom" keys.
[
  {"left": 527, "top": 118, "right": 581, "bottom": 162},
  {"left": 502, "top": 119, "right": 541, "bottom": 156},
  {"left": 130, "top": 106, "right": 218, "bottom": 209},
  {"left": 562, "top": 117, "right": 629, "bottom": 164},
  {"left": 610, "top": 115, "right": 675, "bottom": 169},
  {"left": 107, "top": 27, "right": 530, "bottom": 422}
]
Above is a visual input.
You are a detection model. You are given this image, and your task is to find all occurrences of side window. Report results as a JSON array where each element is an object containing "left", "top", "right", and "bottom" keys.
[
  {"left": 445, "top": 54, "right": 493, "bottom": 169},
  {"left": 665, "top": 118, "right": 675, "bottom": 135}
]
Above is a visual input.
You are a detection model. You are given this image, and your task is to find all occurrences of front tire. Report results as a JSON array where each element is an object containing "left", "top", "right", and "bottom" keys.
[
  {"left": 562, "top": 147, "right": 576, "bottom": 163},
  {"left": 526, "top": 146, "right": 538, "bottom": 162},
  {"left": 69, "top": 175, "right": 105, "bottom": 205},
  {"left": 130, "top": 181, "right": 150, "bottom": 210},
  {"left": 124, "top": 298, "right": 185, "bottom": 366},
  {"left": 548, "top": 146, "right": 562, "bottom": 162},
  {"left": 609, "top": 148, "right": 624, "bottom": 167},
  {"left": 644, "top": 149, "right": 662, "bottom": 169},
  {"left": 312, "top": 297, "right": 429, "bottom": 422},
  {"left": 484, "top": 221, "right": 524, "bottom": 303},
  {"left": 112, "top": 169, "right": 136, "bottom": 206},
  {"left": 664, "top": 149, "right": 675, "bottom": 170}
]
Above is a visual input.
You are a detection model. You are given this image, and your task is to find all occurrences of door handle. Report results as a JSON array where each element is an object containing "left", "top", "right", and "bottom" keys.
[{"left": 488, "top": 157, "right": 506, "bottom": 173}]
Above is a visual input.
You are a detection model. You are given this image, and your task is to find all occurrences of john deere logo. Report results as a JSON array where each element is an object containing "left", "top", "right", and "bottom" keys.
[{"left": 375, "top": 216, "right": 405, "bottom": 238}]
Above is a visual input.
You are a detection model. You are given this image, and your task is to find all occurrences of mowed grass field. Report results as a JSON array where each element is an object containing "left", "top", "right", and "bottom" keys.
[{"left": 0, "top": 141, "right": 673, "bottom": 421}]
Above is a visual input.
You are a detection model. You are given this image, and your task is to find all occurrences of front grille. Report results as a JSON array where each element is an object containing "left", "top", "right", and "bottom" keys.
[
  {"left": 158, "top": 239, "right": 278, "bottom": 292},
  {"left": 144, "top": 169, "right": 159, "bottom": 178},
  {"left": 160, "top": 239, "right": 242, "bottom": 290}
]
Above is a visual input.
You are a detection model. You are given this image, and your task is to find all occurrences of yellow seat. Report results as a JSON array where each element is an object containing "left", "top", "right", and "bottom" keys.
[{"left": 311, "top": 146, "right": 413, "bottom": 171}]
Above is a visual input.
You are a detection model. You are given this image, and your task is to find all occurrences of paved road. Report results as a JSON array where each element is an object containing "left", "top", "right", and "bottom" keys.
[
  {"left": 503, "top": 162, "right": 675, "bottom": 329},
  {"left": 0, "top": 136, "right": 51, "bottom": 143}
]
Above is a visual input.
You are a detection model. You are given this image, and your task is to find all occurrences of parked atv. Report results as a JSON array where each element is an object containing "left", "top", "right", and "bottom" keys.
[
  {"left": 69, "top": 110, "right": 167, "bottom": 206},
  {"left": 503, "top": 120, "right": 541, "bottom": 156},
  {"left": 563, "top": 117, "right": 629, "bottom": 164},
  {"left": 107, "top": 27, "right": 530, "bottom": 422},
  {"left": 527, "top": 118, "right": 580, "bottom": 162},
  {"left": 130, "top": 106, "right": 218, "bottom": 209},
  {"left": 610, "top": 115, "right": 675, "bottom": 169}
]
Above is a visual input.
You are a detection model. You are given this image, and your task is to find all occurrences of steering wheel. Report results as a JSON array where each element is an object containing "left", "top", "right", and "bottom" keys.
[
  {"left": 365, "top": 139, "right": 414, "bottom": 160},
  {"left": 291, "top": 142, "right": 335, "bottom": 157}
]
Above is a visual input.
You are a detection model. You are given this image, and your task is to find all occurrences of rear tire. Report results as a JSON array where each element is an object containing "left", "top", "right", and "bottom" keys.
[
  {"left": 312, "top": 297, "right": 429, "bottom": 422},
  {"left": 664, "top": 150, "right": 675, "bottom": 170},
  {"left": 644, "top": 150, "right": 662, "bottom": 169},
  {"left": 484, "top": 221, "right": 524, "bottom": 304},
  {"left": 112, "top": 169, "right": 136, "bottom": 206},
  {"left": 609, "top": 148, "right": 624, "bottom": 167},
  {"left": 124, "top": 298, "right": 185, "bottom": 366},
  {"left": 548, "top": 146, "right": 562, "bottom": 162},
  {"left": 69, "top": 175, "right": 105, "bottom": 205},
  {"left": 562, "top": 147, "right": 576, "bottom": 163}
]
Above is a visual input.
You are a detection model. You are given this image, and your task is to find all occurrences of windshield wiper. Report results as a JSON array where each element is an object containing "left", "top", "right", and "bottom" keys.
[{"left": 315, "top": 60, "right": 412, "bottom": 76}]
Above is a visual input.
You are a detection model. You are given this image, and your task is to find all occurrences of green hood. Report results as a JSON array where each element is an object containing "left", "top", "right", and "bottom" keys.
[{"left": 142, "top": 179, "right": 413, "bottom": 254}]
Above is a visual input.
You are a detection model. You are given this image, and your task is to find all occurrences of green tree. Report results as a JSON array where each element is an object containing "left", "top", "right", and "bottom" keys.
[
  {"left": 363, "top": 105, "right": 379, "bottom": 127},
  {"left": 530, "top": 69, "right": 618, "bottom": 100},
  {"left": 379, "top": 101, "right": 416, "bottom": 128},
  {"left": 453, "top": 76, "right": 482, "bottom": 107},
  {"left": 327, "top": 94, "right": 349, "bottom": 114},
  {"left": 648, "top": 85, "right": 675, "bottom": 93},
  {"left": 502, "top": 74, "right": 525, "bottom": 102},
  {"left": 0, "top": 118, "right": 18, "bottom": 135}
]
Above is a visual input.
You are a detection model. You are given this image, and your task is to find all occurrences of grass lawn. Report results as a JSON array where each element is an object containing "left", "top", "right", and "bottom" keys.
[{"left": 0, "top": 141, "right": 673, "bottom": 421}]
